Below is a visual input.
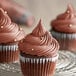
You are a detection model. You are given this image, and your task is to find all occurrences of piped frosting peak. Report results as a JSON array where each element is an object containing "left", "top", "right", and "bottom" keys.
[
  {"left": 51, "top": 4, "right": 76, "bottom": 33},
  {"left": 66, "top": 4, "right": 74, "bottom": 13},
  {"left": 19, "top": 20, "right": 59, "bottom": 57},
  {"left": 32, "top": 19, "right": 46, "bottom": 37},
  {"left": 0, "top": 8, "right": 25, "bottom": 43}
]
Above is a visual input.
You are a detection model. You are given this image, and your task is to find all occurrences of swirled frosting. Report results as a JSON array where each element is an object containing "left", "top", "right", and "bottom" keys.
[
  {"left": 0, "top": 8, "right": 25, "bottom": 43},
  {"left": 51, "top": 4, "right": 76, "bottom": 33},
  {"left": 19, "top": 20, "right": 59, "bottom": 57}
]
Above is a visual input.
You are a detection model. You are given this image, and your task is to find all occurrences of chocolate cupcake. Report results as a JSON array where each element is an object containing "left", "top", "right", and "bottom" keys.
[
  {"left": 0, "top": 8, "right": 25, "bottom": 63},
  {"left": 51, "top": 4, "right": 76, "bottom": 52},
  {"left": 19, "top": 20, "right": 59, "bottom": 76}
]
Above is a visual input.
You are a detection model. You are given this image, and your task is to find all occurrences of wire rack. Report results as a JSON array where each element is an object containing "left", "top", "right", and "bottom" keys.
[{"left": 0, "top": 51, "right": 76, "bottom": 76}]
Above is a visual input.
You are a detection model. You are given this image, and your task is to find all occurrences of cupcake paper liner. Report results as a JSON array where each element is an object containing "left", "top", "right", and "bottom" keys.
[
  {"left": 20, "top": 54, "right": 58, "bottom": 76},
  {"left": 51, "top": 30, "right": 76, "bottom": 52},
  {"left": 0, "top": 44, "right": 19, "bottom": 63},
  {"left": 51, "top": 30, "right": 76, "bottom": 39},
  {"left": 20, "top": 54, "right": 58, "bottom": 63}
]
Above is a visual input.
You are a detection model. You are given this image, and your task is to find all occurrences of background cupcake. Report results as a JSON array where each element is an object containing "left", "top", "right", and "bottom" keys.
[
  {"left": 51, "top": 4, "right": 76, "bottom": 52},
  {"left": 0, "top": 8, "right": 25, "bottom": 63},
  {"left": 19, "top": 20, "right": 59, "bottom": 76}
]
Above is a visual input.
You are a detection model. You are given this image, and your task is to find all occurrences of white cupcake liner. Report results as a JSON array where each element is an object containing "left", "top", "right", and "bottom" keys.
[
  {"left": 20, "top": 54, "right": 58, "bottom": 63},
  {"left": 51, "top": 30, "right": 76, "bottom": 51},
  {"left": 20, "top": 54, "right": 58, "bottom": 76},
  {"left": 0, "top": 44, "right": 19, "bottom": 63},
  {"left": 0, "top": 44, "right": 18, "bottom": 51},
  {"left": 51, "top": 30, "right": 76, "bottom": 39}
]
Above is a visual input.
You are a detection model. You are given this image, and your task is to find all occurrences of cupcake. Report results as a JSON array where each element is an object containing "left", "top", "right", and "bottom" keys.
[
  {"left": 51, "top": 4, "right": 76, "bottom": 52},
  {"left": 0, "top": 8, "right": 25, "bottom": 63},
  {"left": 19, "top": 20, "right": 59, "bottom": 76}
]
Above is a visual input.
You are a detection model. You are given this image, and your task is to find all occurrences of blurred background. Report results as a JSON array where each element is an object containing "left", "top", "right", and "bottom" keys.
[
  {"left": 14, "top": 0, "right": 76, "bottom": 33},
  {"left": 0, "top": 1, "right": 76, "bottom": 76}
]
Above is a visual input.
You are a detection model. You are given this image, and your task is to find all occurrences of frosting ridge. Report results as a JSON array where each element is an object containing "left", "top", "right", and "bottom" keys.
[
  {"left": 0, "top": 8, "right": 25, "bottom": 43},
  {"left": 51, "top": 4, "right": 76, "bottom": 33},
  {"left": 19, "top": 20, "right": 59, "bottom": 57}
]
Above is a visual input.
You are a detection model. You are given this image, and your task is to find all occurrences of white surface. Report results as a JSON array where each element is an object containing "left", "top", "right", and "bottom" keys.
[{"left": 0, "top": 51, "right": 76, "bottom": 76}]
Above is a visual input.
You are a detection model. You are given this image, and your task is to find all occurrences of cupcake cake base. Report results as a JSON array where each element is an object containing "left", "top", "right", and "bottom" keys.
[
  {"left": 20, "top": 53, "right": 58, "bottom": 76},
  {"left": 0, "top": 43, "right": 19, "bottom": 63},
  {"left": 51, "top": 30, "right": 76, "bottom": 52}
]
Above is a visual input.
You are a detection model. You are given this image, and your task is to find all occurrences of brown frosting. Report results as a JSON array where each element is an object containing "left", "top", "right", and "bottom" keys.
[
  {"left": 19, "top": 20, "right": 59, "bottom": 57},
  {"left": 51, "top": 4, "right": 76, "bottom": 33},
  {"left": 0, "top": 8, "right": 25, "bottom": 43}
]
